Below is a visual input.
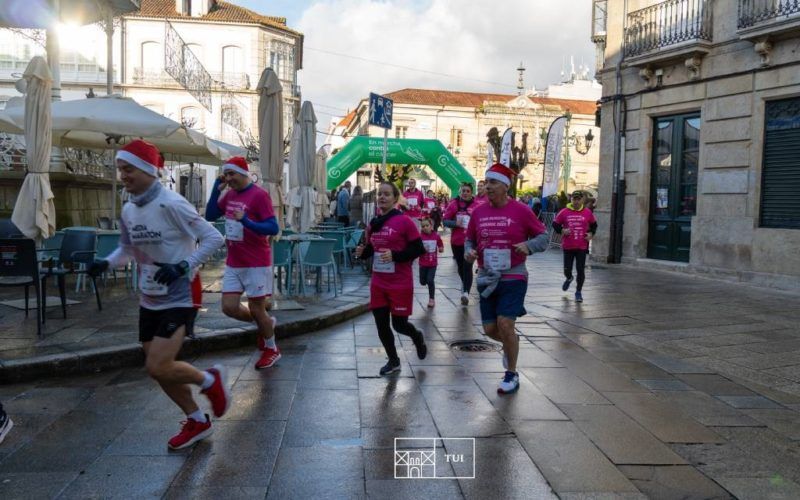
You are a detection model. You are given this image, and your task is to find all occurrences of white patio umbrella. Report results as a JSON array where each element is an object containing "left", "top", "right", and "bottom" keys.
[
  {"left": 287, "top": 101, "right": 318, "bottom": 233},
  {"left": 256, "top": 68, "right": 285, "bottom": 228},
  {"left": 6, "top": 95, "right": 246, "bottom": 220},
  {"left": 11, "top": 56, "right": 55, "bottom": 241}
]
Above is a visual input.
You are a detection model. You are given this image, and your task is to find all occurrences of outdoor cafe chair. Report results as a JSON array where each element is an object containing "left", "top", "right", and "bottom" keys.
[
  {"left": 95, "top": 232, "right": 133, "bottom": 287},
  {"left": 271, "top": 238, "right": 292, "bottom": 294},
  {"left": 298, "top": 238, "right": 339, "bottom": 296},
  {"left": 40, "top": 229, "right": 101, "bottom": 322},
  {"left": 96, "top": 216, "right": 113, "bottom": 230},
  {"left": 0, "top": 219, "right": 24, "bottom": 238},
  {"left": 0, "top": 238, "right": 42, "bottom": 337},
  {"left": 37, "top": 231, "right": 64, "bottom": 264},
  {"left": 317, "top": 230, "right": 349, "bottom": 269}
]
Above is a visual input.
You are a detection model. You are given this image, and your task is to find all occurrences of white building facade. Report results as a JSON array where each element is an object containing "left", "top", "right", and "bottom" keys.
[
  {"left": 331, "top": 84, "right": 600, "bottom": 195},
  {"left": 1, "top": 0, "right": 302, "bottom": 208}
]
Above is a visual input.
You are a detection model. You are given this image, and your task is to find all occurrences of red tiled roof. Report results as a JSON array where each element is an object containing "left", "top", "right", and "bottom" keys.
[
  {"left": 384, "top": 88, "right": 597, "bottom": 115},
  {"left": 337, "top": 110, "right": 356, "bottom": 127},
  {"left": 129, "top": 0, "right": 301, "bottom": 36}
]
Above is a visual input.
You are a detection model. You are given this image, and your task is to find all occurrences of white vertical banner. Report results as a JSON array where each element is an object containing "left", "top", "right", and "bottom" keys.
[
  {"left": 500, "top": 127, "right": 513, "bottom": 167},
  {"left": 542, "top": 116, "right": 567, "bottom": 198}
]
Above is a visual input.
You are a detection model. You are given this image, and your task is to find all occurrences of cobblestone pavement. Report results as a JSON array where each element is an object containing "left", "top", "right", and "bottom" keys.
[{"left": 1, "top": 247, "right": 799, "bottom": 499}]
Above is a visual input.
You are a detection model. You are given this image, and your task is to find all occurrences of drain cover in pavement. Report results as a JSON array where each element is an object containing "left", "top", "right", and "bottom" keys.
[{"left": 449, "top": 339, "right": 502, "bottom": 353}]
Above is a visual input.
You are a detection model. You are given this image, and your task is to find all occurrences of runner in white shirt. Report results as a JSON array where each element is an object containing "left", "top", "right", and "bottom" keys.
[{"left": 89, "top": 140, "right": 228, "bottom": 450}]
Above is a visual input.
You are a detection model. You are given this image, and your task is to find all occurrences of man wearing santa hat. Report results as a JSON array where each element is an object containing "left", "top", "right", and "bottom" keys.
[
  {"left": 465, "top": 163, "right": 549, "bottom": 394},
  {"left": 205, "top": 157, "right": 281, "bottom": 369},
  {"left": 89, "top": 139, "right": 228, "bottom": 449}
]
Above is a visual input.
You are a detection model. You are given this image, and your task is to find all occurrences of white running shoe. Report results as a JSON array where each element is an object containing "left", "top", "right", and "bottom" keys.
[{"left": 497, "top": 371, "right": 520, "bottom": 394}]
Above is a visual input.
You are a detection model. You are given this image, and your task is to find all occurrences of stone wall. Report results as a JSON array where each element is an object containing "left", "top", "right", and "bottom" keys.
[
  {"left": 0, "top": 172, "right": 119, "bottom": 228},
  {"left": 592, "top": 0, "right": 800, "bottom": 287}
]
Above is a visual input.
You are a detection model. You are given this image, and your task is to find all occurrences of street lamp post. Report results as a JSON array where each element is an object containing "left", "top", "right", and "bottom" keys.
[{"left": 561, "top": 110, "right": 595, "bottom": 194}]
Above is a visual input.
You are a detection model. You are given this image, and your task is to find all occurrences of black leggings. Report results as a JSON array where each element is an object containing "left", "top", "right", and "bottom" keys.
[
  {"left": 419, "top": 266, "right": 437, "bottom": 299},
  {"left": 372, "top": 307, "right": 422, "bottom": 363},
  {"left": 451, "top": 244, "right": 473, "bottom": 294},
  {"left": 563, "top": 249, "right": 587, "bottom": 291}
]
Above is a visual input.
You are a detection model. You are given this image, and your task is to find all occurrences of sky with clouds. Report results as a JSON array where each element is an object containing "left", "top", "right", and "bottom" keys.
[{"left": 238, "top": 0, "right": 596, "bottom": 126}]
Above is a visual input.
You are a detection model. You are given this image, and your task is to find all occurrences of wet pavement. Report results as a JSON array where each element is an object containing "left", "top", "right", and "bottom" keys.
[{"left": 1, "top": 244, "right": 800, "bottom": 499}]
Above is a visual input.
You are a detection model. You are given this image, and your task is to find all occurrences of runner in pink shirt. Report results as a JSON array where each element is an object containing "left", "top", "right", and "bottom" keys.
[
  {"left": 356, "top": 182, "right": 428, "bottom": 376},
  {"left": 418, "top": 217, "right": 444, "bottom": 308},
  {"left": 553, "top": 191, "right": 597, "bottom": 303},
  {"left": 402, "top": 178, "right": 426, "bottom": 220},
  {"left": 465, "top": 164, "right": 548, "bottom": 394},
  {"left": 205, "top": 157, "right": 281, "bottom": 370},
  {"left": 473, "top": 180, "right": 489, "bottom": 207},
  {"left": 443, "top": 182, "right": 477, "bottom": 305}
]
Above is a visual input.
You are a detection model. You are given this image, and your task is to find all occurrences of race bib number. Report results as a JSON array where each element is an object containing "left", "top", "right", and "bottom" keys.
[
  {"left": 457, "top": 214, "right": 470, "bottom": 228},
  {"left": 373, "top": 258, "right": 396, "bottom": 273},
  {"left": 407, "top": 198, "right": 418, "bottom": 207},
  {"left": 423, "top": 240, "right": 437, "bottom": 253},
  {"left": 139, "top": 264, "right": 168, "bottom": 296},
  {"left": 484, "top": 248, "right": 511, "bottom": 271},
  {"left": 225, "top": 218, "right": 244, "bottom": 241},
  {"left": 426, "top": 201, "right": 435, "bottom": 209}
]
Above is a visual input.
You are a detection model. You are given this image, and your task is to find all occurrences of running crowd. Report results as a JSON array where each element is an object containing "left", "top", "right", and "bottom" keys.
[{"left": 0, "top": 139, "right": 597, "bottom": 451}]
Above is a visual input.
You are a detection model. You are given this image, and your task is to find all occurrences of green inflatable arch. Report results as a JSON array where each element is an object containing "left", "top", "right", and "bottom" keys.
[{"left": 327, "top": 136, "right": 475, "bottom": 195}]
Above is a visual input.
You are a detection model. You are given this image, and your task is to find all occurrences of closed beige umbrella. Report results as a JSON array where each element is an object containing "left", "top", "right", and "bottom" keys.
[
  {"left": 257, "top": 68, "right": 285, "bottom": 228},
  {"left": 314, "top": 145, "right": 331, "bottom": 222},
  {"left": 287, "top": 101, "right": 318, "bottom": 233},
  {"left": 11, "top": 56, "right": 55, "bottom": 241}
]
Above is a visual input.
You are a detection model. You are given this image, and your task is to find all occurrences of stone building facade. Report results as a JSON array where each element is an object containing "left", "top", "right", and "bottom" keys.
[
  {"left": 331, "top": 84, "right": 600, "bottom": 195},
  {"left": 592, "top": 0, "right": 800, "bottom": 289}
]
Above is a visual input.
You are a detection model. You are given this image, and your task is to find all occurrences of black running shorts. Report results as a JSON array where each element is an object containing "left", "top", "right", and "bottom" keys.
[{"left": 139, "top": 307, "right": 197, "bottom": 343}]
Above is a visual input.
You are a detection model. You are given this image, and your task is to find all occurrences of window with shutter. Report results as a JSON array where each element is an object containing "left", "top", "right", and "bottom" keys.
[{"left": 760, "top": 97, "right": 800, "bottom": 229}]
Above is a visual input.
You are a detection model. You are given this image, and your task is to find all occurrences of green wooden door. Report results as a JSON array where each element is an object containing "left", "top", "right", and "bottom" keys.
[{"left": 648, "top": 114, "right": 700, "bottom": 262}]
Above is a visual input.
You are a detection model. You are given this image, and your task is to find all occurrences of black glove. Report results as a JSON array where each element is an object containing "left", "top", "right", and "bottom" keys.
[
  {"left": 87, "top": 259, "right": 109, "bottom": 278},
  {"left": 153, "top": 261, "right": 189, "bottom": 285}
]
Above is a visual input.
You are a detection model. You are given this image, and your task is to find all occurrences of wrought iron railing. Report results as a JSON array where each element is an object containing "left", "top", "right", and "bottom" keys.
[
  {"left": 132, "top": 67, "right": 182, "bottom": 87},
  {"left": 208, "top": 71, "right": 250, "bottom": 90},
  {"left": 62, "top": 148, "right": 113, "bottom": 179},
  {"left": 624, "top": 0, "right": 713, "bottom": 58},
  {"left": 0, "top": 133, "right": 27, "bottom": 172},
  {"left": 738, "top": 0, "right": 800, "bottom": 29}
]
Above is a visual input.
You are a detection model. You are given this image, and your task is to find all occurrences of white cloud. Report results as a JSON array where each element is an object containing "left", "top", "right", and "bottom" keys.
[{"left": 296, "top": 0, "right": 596, "bottom": 118}]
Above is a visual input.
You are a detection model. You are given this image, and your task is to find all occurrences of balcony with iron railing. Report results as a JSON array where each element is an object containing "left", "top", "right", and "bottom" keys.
[
  {"left": 208, "top": 71, "right": 251, "bottom": 91},
  {"left": 624, "top": 0, "right": 713, "bottom": 66},
  {"left": 738, "top": 0, "right": 800, "bottom": 41}
]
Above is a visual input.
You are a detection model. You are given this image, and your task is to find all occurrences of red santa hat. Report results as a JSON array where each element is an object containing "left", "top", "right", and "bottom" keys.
[
  {"left": 485, "top": 163, "right": 516, "bottom": 186},
  {"left": 222, "top": 156, "right": 249, "bottom": 176},
  {"left": 115, "top": 139, "right": 162, "bottom": 177}
]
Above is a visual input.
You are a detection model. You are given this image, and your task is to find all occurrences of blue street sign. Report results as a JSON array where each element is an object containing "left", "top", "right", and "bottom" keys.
[{"left": 369, "top": 92, "right": 393, "bottom": 129}]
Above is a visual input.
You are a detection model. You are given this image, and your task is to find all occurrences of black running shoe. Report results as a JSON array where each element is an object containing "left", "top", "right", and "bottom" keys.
[
  {"left": 562, "top": 278, "right": 573, "bottom": 291},
  {"left": 413, "top": 331, "right": 428, "bottom": 360},
  {"left": 379, "top": 359, "right": 401, "bottom": 376}
]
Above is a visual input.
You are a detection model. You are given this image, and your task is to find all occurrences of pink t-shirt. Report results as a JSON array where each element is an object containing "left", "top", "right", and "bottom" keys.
[
  {"left": 443, "top": 197, "right": 477, "bottom": 246},
  {"left": 419, "top": 232, "right": 444, "bottom": 268},
  {"left": 366, "top": 213, "right": 421, "bottom": 289},
  {"left": 423, "top": 197, "right": 437, "bottom": 213},
  {"left": 466, "top": 199, "right": 547, "bottom": 278},
  {"left": 217, "top": 184, "right": 275, "bottom": 268},
  {"left": 473, "top": 194, "right": 489, "bottom": 207},
  {"left": 554, "top": 206, "right": 596, "bottom": 251},
  {"left": 403, "top": 189, "right": 425, "bottom": 218}
]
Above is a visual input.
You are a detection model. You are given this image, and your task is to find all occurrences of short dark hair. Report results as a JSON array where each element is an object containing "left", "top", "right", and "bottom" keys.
[{"left": 460, "top": 182, "right": 473, "bottom": 191}]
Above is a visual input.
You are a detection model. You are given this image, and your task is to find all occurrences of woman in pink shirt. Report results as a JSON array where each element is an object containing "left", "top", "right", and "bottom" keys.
[
  {"left": 553, "top": 191, "right": 597, "bottom": 303},
  {"left": 356, "top": 182, "right": 428, "bottom": 376},
  {"left": 443, "top": 182, "right": 477, "bottom": 305}
]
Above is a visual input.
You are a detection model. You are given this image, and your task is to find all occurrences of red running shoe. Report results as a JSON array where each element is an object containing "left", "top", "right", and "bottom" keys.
[
  {"left": 201, "top": 365, "right": 230, "bottom": 418},
  {"left": 255, "top": 347, "right": 281, "bottom": 369},
  {"left": 167, "top": 416, "right": 212, "bottom": 450}
]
